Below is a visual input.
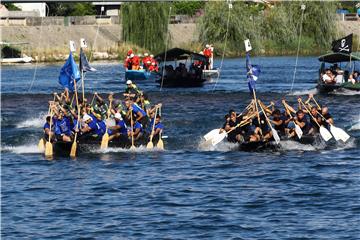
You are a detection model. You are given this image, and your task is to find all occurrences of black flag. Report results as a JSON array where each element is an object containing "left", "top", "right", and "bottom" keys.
[
  {"left": 331, "top": 34, "right": 353, "bottom": 54},
  {"left": 79, "top": 48, "right": 96, "bottom": 72}
]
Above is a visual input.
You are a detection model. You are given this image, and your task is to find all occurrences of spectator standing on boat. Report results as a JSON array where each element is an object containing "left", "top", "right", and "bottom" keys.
[
  {"left": 124, "top": 50, "right": 133, "bottom": 70},
  {"left": 148, "top": 62, "right": 159, "bottom": 72},
  {"left": 335, "top": 68, "right": 344, "bottom": 84},
  {"left": 203, "top": 44, "right": 213, "bottom": 70}
]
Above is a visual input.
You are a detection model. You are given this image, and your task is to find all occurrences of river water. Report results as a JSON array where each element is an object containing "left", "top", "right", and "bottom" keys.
[{"left": 1, "top": 57, "right": 360, "bottom": 239}]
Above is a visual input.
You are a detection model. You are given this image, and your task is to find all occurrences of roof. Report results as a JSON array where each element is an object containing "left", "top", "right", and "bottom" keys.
[
  {"left": 318, "top": 52, "right": 360, "bottom": 63},
  {"left": 155, "top": 48, "right": 207, "bottom": 62}
]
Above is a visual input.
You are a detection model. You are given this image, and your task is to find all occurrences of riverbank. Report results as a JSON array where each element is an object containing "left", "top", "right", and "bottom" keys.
[{"left": 1, "top": 21, "right": 359, "bottom": 62}]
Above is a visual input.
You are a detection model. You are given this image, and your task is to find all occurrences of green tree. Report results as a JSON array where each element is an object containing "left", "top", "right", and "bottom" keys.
[
  {"left": 173, "top": 1, "right": 203, "bottom": 15},
  {"left": 46, "top": 3, "right": 96, "bottom": 16},
  {"left": 122, "top": 2, "right": 170, "bottom": 53},
  {"left": 4, "top": 3, "right": 21, "bottom": 11}
]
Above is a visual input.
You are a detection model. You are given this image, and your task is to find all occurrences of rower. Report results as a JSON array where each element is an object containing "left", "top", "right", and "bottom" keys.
[
  {"left": 92, "top": 93, "right": 108, "bottom": 120},
  {"left": 292, "top": 110, "right": 311, "bottom": 136},
  {"left": 128, "top": 117, "right": 143, "bottom": 141},
  {"left": 43, "top": 116, "right": 54, "bottom": 142},
  {"left": 308, "top": 106, "right": 320, "bottom": 134},
  {"left": 271, "top": 109, "right": 287, "bottom": 136},
  {"left": 125, "top": 99, "right": 149, "bottom": 129},
  {"left": 152, "top": 114, "right": 164, "bottom": 142},
  {"left": 224, "top": 110, "right": 242, "bottom": 143},
  {"left": 108, "top": 113, "right": 128, "bottom": 141},
  {"left": 80, "top": 114, "right": 106, "bottom": 140},
  {"left": 319, "top": 106, "right": 334, "bottom": 129},
  {"left": 53, "top": 110, "right": 73, "bottom": 142},
  {"left": 124, "top": 80, "right": 141, "bottom": 100}
]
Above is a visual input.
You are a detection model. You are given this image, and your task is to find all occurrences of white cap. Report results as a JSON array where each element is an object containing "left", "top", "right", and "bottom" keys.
[
  {"left": 206, "top": 44, "right": 210, "bottom": 48},
  {"left": 151, "top": 62, "right": 155, "bottom": 65},
  {"left": 130, "top": 53, "right": 134, "bottom": 58},
  {"left": 144, "top": 53, "right": 149, "bottom": 56},
  {"left": 83, "top": 114, "right": 93, "bottom": 122},
  {"left": 146, "top": 60, "right": 151, "bottom": 64},
  {"left": 114, "top": 112, "right": 122, "bottom": 120},
  {"left": 150, "top": 54, "right": 154, "bottom": 58},
  {"left": 126, "top": 80, "right": 132, "bottom": 85},
  {"left": 199, "top": 51, "right": 204, "bottom": 54}
]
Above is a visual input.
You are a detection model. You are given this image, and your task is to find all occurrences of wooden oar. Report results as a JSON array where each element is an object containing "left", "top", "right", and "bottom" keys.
[
  {"left": 146, "top": 107, "right": 158, "bottom": 149},
  {"left": 44, "top": 108, "right": 54, "bottom": 158},
  {"left": 70, "top": 80, "right": 80, "bottom": 157},
  {"left": 300, "top": 99, "right": 332, "bottom": 142},
  {"left": 39, "top": 95, "right": 56, "bottom": 152},
  {"left": 282, "top": 100, "right": 303, "bottom": 139},
  {"left": 100, "top": 97, "right": 112, "bottom": 149},
  {"left": 258, "top": 100, "right": 280, "bottom": 144},
  {"left": 156, "top": 105, "right": 164, "bottom": 150},
  {"left": 211, "top": 119, "right": 252, "bottom": 146},
  {"left": 203, "top": 103, "right": 272, "bottom": 142},
  {"left": 130, "top": 109, "right": 136, "bottom": 150},
  {"left": 310, "top": 97, "right": 350, "bottom": 142}
]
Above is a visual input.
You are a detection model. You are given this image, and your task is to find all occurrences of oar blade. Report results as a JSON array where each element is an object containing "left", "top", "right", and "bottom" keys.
[
  {"left": 70, "top": 142, "right": 77, "bottom": 158},
  {"left": 204, "top": 129, "right": 220, "bottom": 141},
  {"left": 330, "top": 125, "right": 350, "bottom": 142},
  {"left": 44, "top": 141, "right": 53, "bottom": 157},
  {"left": 294, "top": 124, "right": 303, "bottom": 139},
  {"left": 146, "top": 141, "right": 154, "bottom": 149},
  {"left": 271, "top": 127, "right": 281, "bottom": 144},
  {"left": 38, "top": 138, "right": 45, "bottom": 152},
  {"left": 157, "top": 139, "right": 164, "bottom": 150},
  {"left": 100, "top": 133, "right": 109, "bottom": 149},
  {"left": 319, "top": 126, "right": 332, "bottom": 142},
  {"left": 211, "top": 132, "right": 227, "bottom": 146}
]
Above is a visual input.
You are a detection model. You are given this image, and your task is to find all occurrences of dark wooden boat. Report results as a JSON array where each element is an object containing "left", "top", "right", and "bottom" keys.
[
  {"left": 154, "top": 48, "right": 207, "bottom": 88},
  {"left": 237, "top": 135, "right": 316, "bottom": 152},
  {"left": 316, "top": 52, "right": 360, "bottom": 93},
  {"left": 51, "top": 134, "right": 148, "bottom": 156}
]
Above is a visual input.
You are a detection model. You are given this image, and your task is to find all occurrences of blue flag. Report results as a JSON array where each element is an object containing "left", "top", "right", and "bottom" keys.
[
  {"left": 58, "top": 52, "right": 80, "bottom": 92},
  {"left": 246, "top": 52, "right": 261, "bottom": 92},
  {"left": 79, "top": 48, "right": 96, "bottom": 72}
]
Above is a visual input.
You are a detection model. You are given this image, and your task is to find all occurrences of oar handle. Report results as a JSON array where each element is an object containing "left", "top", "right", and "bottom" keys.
[
  {"left": 311, "top": 96, "right": 321, "bottom": 110},
  {"left": 149, "top": 106, "right": 158, "bottom": 141},
  {"left": 299, "top": 99, "right": 321, "bottom": 128},
  {"left": 257, "top": 100, "right": 273, "bottom": 129}
]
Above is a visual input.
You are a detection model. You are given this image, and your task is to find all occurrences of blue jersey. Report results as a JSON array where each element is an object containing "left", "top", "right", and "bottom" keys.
[
  {"left": 154, "top": 122, "right": 164, "bottom": 131},
  {"left": 117, "top": 120, "right": 128, "bottom": 135},
  {"left": 132, "top": 103, "right": 146, "bottom": 117},
  {"left": 88, "top": 119, "right": 106, "bottom": 136},
  {"left": 131, "top": 121, "right": 143, "bottom": 133},
  {"left": 43, "top": 122, "right": 50, "bottom": 130},
  {"left": 55, "top": 117, "right": 71, "bottom": 136}
]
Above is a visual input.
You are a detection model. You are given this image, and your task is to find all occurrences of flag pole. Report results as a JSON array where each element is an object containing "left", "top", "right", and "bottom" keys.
[{"left": 81, "top": 68, "right": 85, "bottom": 103}]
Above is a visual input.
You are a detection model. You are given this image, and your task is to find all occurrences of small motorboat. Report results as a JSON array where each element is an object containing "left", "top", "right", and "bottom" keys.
[
  {"left": 154, "top": 48, "right": 207, "bottom": 88},
  {"left": 316, "top": 52, "right": 360, "bottom": 93},
  {"left": 125, "top": 69, "right": 160, "bottom": 81}
]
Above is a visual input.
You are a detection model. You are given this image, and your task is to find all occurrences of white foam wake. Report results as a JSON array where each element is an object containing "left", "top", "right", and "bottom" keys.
[
  {"left": 92, "top": 145, "right": 164, "bottom": 153},
  {"left": 349, "top": 115, "right": 360, "bottom": 131},
  {"left": 331, "top": 89, "right": 360, "bottom": 96},
  {"left": 1, "top": 144, "right": 42, "bottom": 154},
  {"left": 287, "top": 88, "right": 318, "bottom": 96},
  {"left": 16, "top": 112, "right": 47, "bottom": 128},
  {"left": 279, "top": 140, "right": 317, "bottom": 151},
  {"left": 197, "top": 139, "right": 238, "bottom": 152}
]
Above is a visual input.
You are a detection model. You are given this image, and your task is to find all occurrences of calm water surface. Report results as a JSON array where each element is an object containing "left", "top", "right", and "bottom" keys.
[{"left": 1, "top": 57, "right": 360, "bottom": 239}]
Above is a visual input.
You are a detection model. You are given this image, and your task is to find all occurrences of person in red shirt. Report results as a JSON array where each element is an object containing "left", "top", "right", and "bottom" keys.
[
  {"left": 203, "top": 44, "right": 213, "bottom": 70},
  {"left": 132, "top": 54, "right": 140, "bottom": 70},
  {"left": 149, "top": 62, "right": 159, "bottom": 72},
  {"left": 142, "top": 53, "right": 151, "bottom": 70}
]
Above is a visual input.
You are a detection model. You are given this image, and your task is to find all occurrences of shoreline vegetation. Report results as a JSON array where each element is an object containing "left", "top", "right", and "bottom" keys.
[{"left": 2, "top": 1, "right": 359, "bottom": 63}]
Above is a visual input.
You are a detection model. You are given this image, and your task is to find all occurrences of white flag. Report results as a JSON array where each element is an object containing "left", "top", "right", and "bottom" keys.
[
  {"left": 244, "top": 39, "right": 252, "bottom": 52},
  {"left": 69, "top": 41, "right": 76, "bottom": 52},
  {"left": 80, "top": 38, "right": 87, "bottom": 48}
]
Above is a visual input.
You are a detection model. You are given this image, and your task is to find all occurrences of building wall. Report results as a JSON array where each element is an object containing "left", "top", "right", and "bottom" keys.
[{"left": 14, "top": 3, "right": 46, "bottom": 17}]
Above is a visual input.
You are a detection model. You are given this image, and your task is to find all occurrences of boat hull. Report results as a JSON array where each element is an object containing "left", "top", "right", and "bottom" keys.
[{"left": 125, "top": 70, "right": 160, "bottom": 81}]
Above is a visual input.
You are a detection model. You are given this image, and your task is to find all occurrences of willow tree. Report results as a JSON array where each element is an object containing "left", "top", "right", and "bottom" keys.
[
  {"left": 199, "top": 1, "right": 264, "bottom": 55},
  {"left": 199, "top": 1, "right": 338, "bottom": 55},
  {"left": 122, "top": 2, "right": 170, "bottom": 53}
]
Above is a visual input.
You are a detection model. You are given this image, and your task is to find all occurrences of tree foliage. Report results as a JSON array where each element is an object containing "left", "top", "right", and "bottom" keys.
[
  {"left": 199, "top": 1, "right": 338, "bottom": 55},
  {"left": 4, "top": 3, "right": 21, "bottom": 11},
  {"left": 173, "top": 1, "right": 203, "bottom": 15},
  {"left": 46, "top": 3, "right": 96, "bottom": 16},
  {"left": 122, "top": 2, "right": 170, "bottom": 53}
]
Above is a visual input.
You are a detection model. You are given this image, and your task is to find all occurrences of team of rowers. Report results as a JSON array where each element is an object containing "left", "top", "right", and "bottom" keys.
[
  {"left": 123, "top": 50, "right": 159, "bottom": 72},
  {"left": 220, "top": 94, "right": 334, "bottom": 143},
  {"left": 43, "top": 80, "right": 163, "bottom": 147},
  {"left": 123, "top": 44, "right": 214, "bottom": 73}
]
